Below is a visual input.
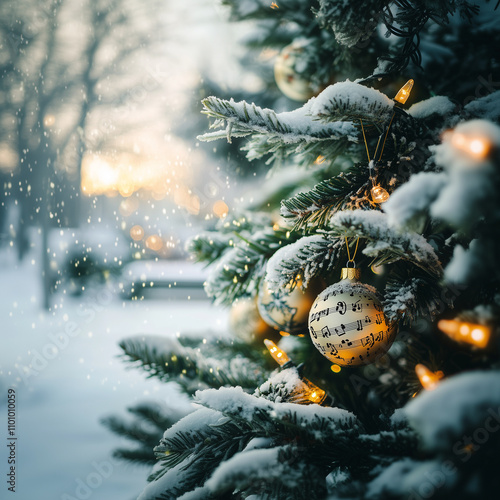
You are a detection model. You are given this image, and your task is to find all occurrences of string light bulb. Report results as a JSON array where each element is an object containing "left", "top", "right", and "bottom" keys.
[
  {"left": 437, "top": 319, "right": 491, "bottom": 348},
  {"left": 263, "top": 339, "right": 328, "bottom": 404},
  {"left": 371, "top": 185, "right": 390, "bottom": 203},
  {"left": 264, "top": 339, "right": 292, "bottom": 367},
  {"left": 307, "top": 386, "right": 326, "bottom": 404},
  {"left": 415, "top": 363, "right": 444, "bottom": 391},
  {"left": 450, "top": 132, "right": 491, "bottom": 160},
  {"left": 394, "top": 79, "right": 414, "bottom": 105}
]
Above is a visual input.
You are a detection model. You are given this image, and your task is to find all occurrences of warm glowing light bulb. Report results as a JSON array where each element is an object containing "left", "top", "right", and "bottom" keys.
[
  {"left": 300, "top": 378, "right": 327, "bottom": 404},
  {"left": 315, "top": 155, "right": 326, "bottom": 165},
  {"left": 394, "top": 79, "right": 414, "bottom": 104},
  {"left": 451, "top": 132, "right": 466, "bottom": 148},
  {"left": 415, "top": 363, "right": 443, "bottom": 390},
  {"left": 438, "top": 319, "right": 490, "bottom": 348},
  {"left": 270, "top": 1, "right": 279, "bottom": 8},
  {"left": 330, "top": 364, "right": 341, "bottom": 373},
  {"left": 471, "top": 328, "right": 485, "bottom": 342},
  {"left": 371, "top": 185, "right": 390, "bottom": 203},
  {"left": 459, "top": 324, "right": 470, "bottom": 336},
  {"left": 264, "top": 339, "right": 291, "bottom": 366},
  {"left": 469, "top": 139, "right": 487, "bottom": 156},
  {"left": 307, "top": 387, "right": 326, "bottom": 404},
  {"left": 450, "top": 132, "right": 491, "bottom": 160}
]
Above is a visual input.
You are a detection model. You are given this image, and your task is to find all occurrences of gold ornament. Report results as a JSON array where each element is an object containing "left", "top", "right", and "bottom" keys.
[
  {"left": 257, "top": 278, "right": 320, "bottom": 336},
  {"left": 229, "top": 297, "right": 280, "bottom": 344},
  {"left": 274, "top": 43, "right": 318, "bottom": 102},
  {"left": 308, "top": 266, "right": 396, "bottom": 366}
]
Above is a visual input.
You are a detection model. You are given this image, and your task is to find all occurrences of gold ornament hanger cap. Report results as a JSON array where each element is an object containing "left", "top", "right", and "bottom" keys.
[{"left": 341, "top": 264, "right": 361, "bottom": 281}]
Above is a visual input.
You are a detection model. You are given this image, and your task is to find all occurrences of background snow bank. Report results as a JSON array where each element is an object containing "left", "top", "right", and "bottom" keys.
[{"left": 0, "top": 240, "right": 225, "bottom": 500}]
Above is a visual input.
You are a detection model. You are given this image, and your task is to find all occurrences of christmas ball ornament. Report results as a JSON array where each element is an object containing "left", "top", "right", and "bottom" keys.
[
  {"left": 308, "top": 267, "right": 396, "bottom": 366},
  {"left": 229, "top": 297, "right": 280, "bottom": 344},
  {"left": 257, "top": 278, "right": 320, "bottom": 335},
  {"left": 274, "top": 43, "right": 318, "bottom": 102}
]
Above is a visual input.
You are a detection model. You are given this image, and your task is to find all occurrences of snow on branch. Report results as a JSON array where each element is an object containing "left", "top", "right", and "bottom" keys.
[
  {"left": 198, "top": 95, "right": 357, "bottom": 167},
  {"left": 204, "top": 228, "right": 301, "bottom": 305},
  {"left": 309, "top": 81, "right": 394, "bottom": 123},
  {"left": 195, "top": 386, "right": 360, "bottom": 440},
  {"left": 206, "top": 444, "right": 324, "bottom": 499},
  {"left": 119, "top": 335, "right": 267, "bottom": 393},
  {"left": 281, "top": 166, "right": 370, "bottom": 229},
  {"left": 186, "top": 232, "right": 232, "bottom": 265},
  {"left": 407, "top": 95, "right": 455, "bottom": 121},
  {"left": 329, "top": 210, "right": 442, "bottom": 275},
  {"left": 206, "top": 446, "right": 288, "bottom": 495},
  {"left": 265, "top": 234, "right": 342, "bottom": 290},
  {"left": 383, "top": 274, "right": 447, "bottom": 323},
  {"left": 383, "top": 172, "right": 448, "bottom": 231},
  {"left": 404, "top": 370, "right": 500, "bottom": 453},
  {"left": 315, "top": 0, "right": 385, "bottom": 48},
  {"left": 138, "top": 408, "right": 226, "bottom": 500},
  {"left": 464, "top": 90, "right": 500, "bottom": 122}
]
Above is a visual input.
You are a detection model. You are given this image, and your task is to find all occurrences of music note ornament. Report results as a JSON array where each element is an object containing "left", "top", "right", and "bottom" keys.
[{"left": 308, "top": 266, "right": 396, "bottom": 366}]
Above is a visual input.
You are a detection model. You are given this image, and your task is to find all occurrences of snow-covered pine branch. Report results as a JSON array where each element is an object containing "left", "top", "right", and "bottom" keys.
[
  {"left": 204, "top": 227, "right": 301, "bottom": 305},
  {"left": 329, "top": 210, "right": 442, "bottom": 275},
  {"left": 404, "top": 370, "right": 500, "bottom": 453},
  {"left": 386, "top": 119, "right": 500, "bottom": 233},
  {"left": 206, "top": 444, "right": 325, "bottom": 500},
  {"left": 407, "top": 95, "right": 456, "bottom": 122},
  {"left": 281, "top": 165, "right": 370, "bottom": 229},
  {"left": 315, "top": 0, "right": 387, "bottom": 48},
  {"left": 119, "top": 335, "right": 267, "bottom": 393},
  {"left": 463, "top": 90, "right": 500, "bottom": 122},
  {"left": 309, "top": 81, "right": 394, "bottom": 123},
  {"left": 195, "top": 386, "right": 360, "bottom": 440},
  {"left": 383, "top": 172, "right": 448, "bottom": 231},
  {"left": 101, "top": 402, "right": 188, "bottom": 467},
  {"left": 198, "top": 95, "right": 357, "bottom": 168},
  {"left": 186, "top": 211, "right": 274, "bottom": 265},
  {"left": 264, "top": 234, "right": 342, "bottom": 290},
  {"left": 186, "top": 232, "right": 232, "bottom": 265},
  {"left": 383, "top": 273, "right": 449, "bottom": 323},
  {"left": 139, "top": 408, "right": 233, "bottom": 500}
]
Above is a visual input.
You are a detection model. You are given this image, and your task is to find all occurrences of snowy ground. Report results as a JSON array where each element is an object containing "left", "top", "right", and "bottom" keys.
[{"left": 0, "top": 243, "right": 227, "bottom": 500}]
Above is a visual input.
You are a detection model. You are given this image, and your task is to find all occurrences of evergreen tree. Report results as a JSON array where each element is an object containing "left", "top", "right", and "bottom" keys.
[{"left": 108, "top": 1, "right": 500, "bottom": 498}]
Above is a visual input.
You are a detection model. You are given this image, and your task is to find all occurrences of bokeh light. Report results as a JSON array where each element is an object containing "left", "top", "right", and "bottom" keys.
[
  {"left": 130, "top": 225, "right": 145, "bottom": 241},
  {"left": 213, "top": 200, "right": 229, "bottom": 218}
]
